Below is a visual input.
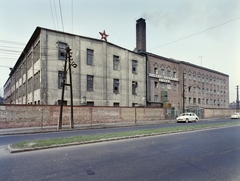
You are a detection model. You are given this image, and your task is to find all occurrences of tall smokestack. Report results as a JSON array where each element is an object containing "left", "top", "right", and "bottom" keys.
[{"left": 136, "top": 18, "right": 146, "bottom": 52}]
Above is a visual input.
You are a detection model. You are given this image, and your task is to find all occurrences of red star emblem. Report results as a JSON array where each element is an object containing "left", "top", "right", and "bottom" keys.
[{"left": 99, "top": 30, "right": 109, "bottom": 41}]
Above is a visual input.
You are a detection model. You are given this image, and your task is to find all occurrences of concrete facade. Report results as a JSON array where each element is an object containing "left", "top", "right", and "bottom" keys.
[
  {"left": 4, "top": 27, "right": 146, "bottom": 107},
  {"left": 4, "top": 18, "right": 229, "bottom": 115}
]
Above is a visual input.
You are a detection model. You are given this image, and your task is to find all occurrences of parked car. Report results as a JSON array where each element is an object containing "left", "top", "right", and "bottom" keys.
[
  {"left": 176, "top": 113, "right": 199, "bottom": 123},
  {"left": 231, "top": 113, "right": 240, "bottom": 119}
]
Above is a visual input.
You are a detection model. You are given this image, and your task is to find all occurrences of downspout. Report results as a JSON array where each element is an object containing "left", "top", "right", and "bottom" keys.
[{"left": 138, "top": 50, "right": 148, "bottom": 107}]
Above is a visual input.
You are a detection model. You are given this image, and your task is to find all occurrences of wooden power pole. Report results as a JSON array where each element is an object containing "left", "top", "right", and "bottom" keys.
[{"left": 58, "top": 46, "right": 77, "bottom": 129}]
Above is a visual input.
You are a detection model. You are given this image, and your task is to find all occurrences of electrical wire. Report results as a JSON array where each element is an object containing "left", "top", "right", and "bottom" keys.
[
  {"left": 49, "top": 0, "right": 56, "bottom": 30},
  {"left": 148, "top": 16, "right": 240, "bottom": 51},
  {"left": 58, "top": 0, "right": 64, "bottom": 32}
]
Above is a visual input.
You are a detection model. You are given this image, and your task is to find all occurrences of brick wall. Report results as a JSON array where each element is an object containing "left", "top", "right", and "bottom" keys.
[
  {"left": 0, "top": 105, "right": 235, "bottom": 129},
  {"left": 0, "top": 105, "right": 165, "bottom": 128}
]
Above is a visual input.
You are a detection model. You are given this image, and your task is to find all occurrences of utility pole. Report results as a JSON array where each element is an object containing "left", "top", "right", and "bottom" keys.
[
  {"left": 237, "top": 85, "right": 239, "bottom": 112},
  {"left": 182, "top": 73, "right": 185, "bottom": 113},
  {"left": 58, "top": 46, "right": 77, "bottom": 129}
]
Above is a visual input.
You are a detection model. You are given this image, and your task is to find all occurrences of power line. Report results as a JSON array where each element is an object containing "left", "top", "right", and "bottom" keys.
[
  {"left": 0, "top": 40, "right": 25, "bottom": 46},
  {"left": 53, "top": 0, "right": 59, "bottom": 30},
  {"left": 148, "top": 16, "right": 240, "bottom": 51},
  {"left": 58, "top": 0, "right": 64, "bottom": 32},
  {"left": 49, "top": 0, "right": 56, "bottom": 29}
]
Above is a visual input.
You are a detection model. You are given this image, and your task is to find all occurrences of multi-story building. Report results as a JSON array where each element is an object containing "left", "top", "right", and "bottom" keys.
[
  {"left": 135, "top": 18, "right": 229, "bottom": 116},
  {"left": 4, "top": 27, "right": 146, "bottom": 106},
  {"left": 4, "top": 18, "right": 229, "bottom": 117}
]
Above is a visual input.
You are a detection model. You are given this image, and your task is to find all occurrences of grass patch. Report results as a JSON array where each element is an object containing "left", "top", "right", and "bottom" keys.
[{"left": 10, "top": 121, "right": 240, "bottom": 150}]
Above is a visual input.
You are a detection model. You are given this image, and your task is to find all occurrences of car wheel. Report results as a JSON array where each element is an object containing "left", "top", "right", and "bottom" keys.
[
  {"left": 195, "top": 118, "right": 198, "bottom": 123},
  {"left": 185, "top": 119, "right": 189, "bottom": 123}
]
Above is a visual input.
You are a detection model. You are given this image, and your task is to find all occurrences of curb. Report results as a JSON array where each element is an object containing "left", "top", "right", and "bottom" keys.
[{"left": 8, "top": 124, "right": 239, "bottom": 154}]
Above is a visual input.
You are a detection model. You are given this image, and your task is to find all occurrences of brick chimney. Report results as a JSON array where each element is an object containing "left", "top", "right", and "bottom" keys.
[{"left": 136, "top": 18, "right": 146, "bottom": 52}]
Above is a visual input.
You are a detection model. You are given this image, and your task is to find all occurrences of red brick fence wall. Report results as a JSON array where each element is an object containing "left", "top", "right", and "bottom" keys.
[
  {"left": 0, "top": 105, "right": 165, "bottom": 128},
  {"left": 0, "top": 105, "right": 236, "bottom": 129}
]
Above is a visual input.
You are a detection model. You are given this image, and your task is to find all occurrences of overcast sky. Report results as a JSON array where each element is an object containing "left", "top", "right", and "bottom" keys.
[{"left": 0, "top": 0, "right": 239, "bottom": 102}]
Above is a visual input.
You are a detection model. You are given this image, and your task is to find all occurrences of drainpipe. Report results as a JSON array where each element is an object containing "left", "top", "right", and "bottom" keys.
[{"left": 138, "top": 50, "right": 148, "bottom": 107}]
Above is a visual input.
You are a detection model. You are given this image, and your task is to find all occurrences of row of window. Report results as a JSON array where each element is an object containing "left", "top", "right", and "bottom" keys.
[
  {"left": 58, "top": 72, "right": 138, "bottom": 95},
  {"left": 154, "top": 68, "right": 177, "bottom": 78},
  {"left": 58, "top": 43, "right": 139, "bottom": 74},
  {"left": 185, "top": 97, "right": 226, "bottom": 106},
  {"left": 184, "top": 73, "right": 226, "bottom": 86},
  {"left": 154, "top": 82, "right": 177, "bottom": 90},
  {"left": 186, "top": 86, "right": 226, "bottom": 96}
]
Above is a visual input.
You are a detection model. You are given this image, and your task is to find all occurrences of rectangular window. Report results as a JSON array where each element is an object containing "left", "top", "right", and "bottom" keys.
[
  {"left": 193, "top": 87, "right": 196, "bottom": 92},
  {"left": 173, "top": 72, "right": 177, "bottom": 78},
  {"left": 132, "top": 81, "right": 138, "bottom": 95},
  {"left": 198, "top": 76, "right": 201, "bottom": 82},
  {"left": 167, "top": 70, "right": 171, "bottom": 77},
  {"left": 27, "top": 53, "right": 32, "bottom": 70},
  {"left": 113, "top": 55, "right": 119, "bottom": 70},
  {"left": 34, "top": 71, "right": 40, "bottom": 90},
  {"left": 154, "top": 95, "right": 158, "bottom": 102},
  {"left": 27, "top": 77, "right": 32, "bottom": 93},
  {"left": 202, "top": 98, "right": 205, "bottom": 105},
  {"left": 132, "top": 60, "right": 138, "bottom": 74},
  {"left": 58, "top": 42, "right": 67, "bottom": 60},
  {"left": 188, "top": 74, "right": 191, "bottom": 80},
  {"left": 183, "top": 73, "right": 186, "bottom": 79},
  {"left": 193, "top": 75, "right": 196, "bottom": 81},
  {"left": 58, "top": 71, "right": 64, "bottom": 89},
  {"left": 161, "top": 83, "right": 165, "bottom": 89},
  {"left": 189, "top": 97, "right": 191, "bottom": 103},
  {"left": 87, "top": 49, "right": 94, "bottom": 65},
  {"left": 193, "top": 98, "right": 196, "bottom": 104},
  {"left": 154, "top": 82, "right": 158, "bottom": 88},
  {"left": 113, "top": 103, "right": 119, "bottom": 107},
  {"left": 173, "top": 84, "right": 177, "bottom": 90},
  {"left": 167, "top": 84, "right": 171, "bottom": 90},
  {"left": 161, "top": 69, "right": 165, "bottom": 76},
  {"left": 202, "top": 77, "right": 205, "bottom": 82},
  {"left": 154, "top": 67, "right": 158, "bottom": 74},
  {"left": 198, "top": 98, "right": 201, "bottom": 104},
  {"left": 113, "top": 79, "right": 119, "bottom": 94},
  {"left": 87, "top": 75, "right": 94, "bottom": 91},
  {"left": 33, "top": 41, "right": 40, "bottom": 64}
]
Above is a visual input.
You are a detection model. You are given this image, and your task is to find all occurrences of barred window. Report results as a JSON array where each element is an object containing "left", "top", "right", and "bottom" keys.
[
  {"left": 132, "top": 60, "right": 138, "bottom": 74},
  {"left": 113, "top": 79, "right": 119, "bottom": 94},
  {"left": 113, "top": 55, "right": 120, "bottom": 70},
  {"left": 58, "top": 71, "right": 64, "bottom": 89},
  {"left": 132, "top": 81, "right": 138, "bottom": 95},
  {"left": 58, "top": 42, "right": 67, "bottom": 60},
  {"left": 87, "top": 75, "right": 94, "bottom": 91}
]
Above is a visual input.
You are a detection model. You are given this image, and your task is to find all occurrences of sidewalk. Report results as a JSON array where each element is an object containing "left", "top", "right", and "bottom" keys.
[{"left": 0, "top": 120, "right": 176, "bottom": 136}]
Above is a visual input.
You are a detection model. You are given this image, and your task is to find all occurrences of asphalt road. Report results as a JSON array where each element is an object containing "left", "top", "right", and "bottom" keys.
[
  {"left": 1, "top": 120, "right": 240, "bottom": 181},
  {"left": 0, "top": 118, "right": 239, "bottom": 147}
]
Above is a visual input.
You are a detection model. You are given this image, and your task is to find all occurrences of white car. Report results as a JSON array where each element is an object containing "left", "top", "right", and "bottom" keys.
[
  {"left": 231, "top": 113, "right": 240, "bottom": 119},
  {"left": 177, "top": 113, "right": 199, "bottom": 123}
]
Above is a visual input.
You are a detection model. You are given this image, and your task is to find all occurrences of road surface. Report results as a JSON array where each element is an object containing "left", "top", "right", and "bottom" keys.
[{"left": 1, "top": 122, "right": 240, "bottom": 181}]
